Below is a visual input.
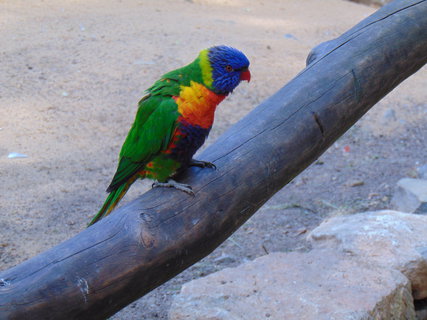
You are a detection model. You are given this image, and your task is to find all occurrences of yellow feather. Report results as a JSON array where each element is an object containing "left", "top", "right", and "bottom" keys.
[
  {"left": 175, "top": 81, "right": 225, "bottom": 129},
  {"left": 198, "top": 49, "right": 213, "bottom": 88}
]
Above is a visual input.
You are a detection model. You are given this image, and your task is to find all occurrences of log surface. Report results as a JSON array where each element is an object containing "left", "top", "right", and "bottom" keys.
[{"left": 1, "top": 0, "right": 426, "bottom": 318}]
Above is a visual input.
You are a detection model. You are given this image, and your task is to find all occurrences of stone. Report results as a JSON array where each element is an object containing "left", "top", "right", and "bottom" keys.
[
  {"left": 346, "top": 179, "right": 364, "bottom": 187},
  {"left": 169, "top": 250, "right": 414, "bottom": 320},
  {"left": 417, "top": 165, "right": 427, "bottom": 180},
  {"left": 391, "top": 178, "right": 427, "bottom": 213},
  {"left": 169, "top": 211, "right": 427, "bottom": 319},
  {"left": 308, "top": 210, "right": 427, "bottom": 299}
]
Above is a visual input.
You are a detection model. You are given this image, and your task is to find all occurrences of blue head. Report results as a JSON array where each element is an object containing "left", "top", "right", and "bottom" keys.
[{"left": 206, "top": 46, "right": 251, "bottom": 95}]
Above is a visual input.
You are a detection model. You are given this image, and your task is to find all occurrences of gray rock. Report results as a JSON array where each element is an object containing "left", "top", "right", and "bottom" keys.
[
  {"left": 417, "top": 165, "right": 427, "bottom": 180},
  {"left": 391, "top": 178, "right": 427, "bottom": 214},
  {"left": 169, "top": 250, "right": 414, "bottom": 320},
  {"left": 309, "top": 210, "right": 427, "bottom": 300},
  {"left": 170, "top": 211, "right": 427, "bottom": 320}
]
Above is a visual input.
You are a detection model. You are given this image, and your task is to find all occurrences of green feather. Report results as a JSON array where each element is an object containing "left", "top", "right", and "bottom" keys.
[
  {"left": 107, "top": 97, "right": 179, "bottom": 192},
  {"left": 88, "top": 182, "right": 131, "bottom": 226}
]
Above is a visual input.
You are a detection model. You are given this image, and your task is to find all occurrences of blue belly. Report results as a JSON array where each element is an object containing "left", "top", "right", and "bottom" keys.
[{"left": 170, "top": 121, "right": 211, "bottom": 165}]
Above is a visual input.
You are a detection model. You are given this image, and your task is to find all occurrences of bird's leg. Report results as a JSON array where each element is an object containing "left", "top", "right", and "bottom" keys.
[
  {"left": 152, "top": 179, "right": 195, "bottom": 196},
  {"left": 189, "top": 159, "right": 217, "bottom": 170}
]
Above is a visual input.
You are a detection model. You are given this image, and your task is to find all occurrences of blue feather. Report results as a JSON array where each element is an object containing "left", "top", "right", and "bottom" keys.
[{"left": 208, "top": 46, "right": 250, "bottom": 94}]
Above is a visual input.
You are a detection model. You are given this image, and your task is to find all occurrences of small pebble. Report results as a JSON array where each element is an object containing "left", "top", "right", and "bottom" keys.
[
  {"left": 296, "top": 228, "right": 307, "bottom": 235},
  {"left": 348, "top": 180, "right": 364, "bottom": 187}
]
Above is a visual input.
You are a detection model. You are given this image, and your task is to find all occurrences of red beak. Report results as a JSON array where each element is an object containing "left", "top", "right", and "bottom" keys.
[{"left": 240, "top": 69, "right": 251, "bottom": 82}]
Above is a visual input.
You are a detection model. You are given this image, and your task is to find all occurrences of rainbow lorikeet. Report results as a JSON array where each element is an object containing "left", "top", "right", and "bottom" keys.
[{"left": 88, "top": 46, "right": 250, "bottom": 226}]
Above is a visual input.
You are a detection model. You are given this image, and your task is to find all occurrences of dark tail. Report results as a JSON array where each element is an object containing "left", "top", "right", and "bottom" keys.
[{"left": 88, "top": 181, "right": 133, "bottom": 227}]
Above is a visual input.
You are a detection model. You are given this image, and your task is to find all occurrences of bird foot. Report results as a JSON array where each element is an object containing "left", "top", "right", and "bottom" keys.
[
  {"left": 152, "top": 179, "right": 195, "bottom": 196},
  {"left": 190, "top": 159, "right": 216, "bottom": 170}
]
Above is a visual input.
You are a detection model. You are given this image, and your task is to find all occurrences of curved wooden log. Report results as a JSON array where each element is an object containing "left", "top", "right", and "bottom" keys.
[{"left": 1, "top": 0, "right": 426, "bottom": 318}]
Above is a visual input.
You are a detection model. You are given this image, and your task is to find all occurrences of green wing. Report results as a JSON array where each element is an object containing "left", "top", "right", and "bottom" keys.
[{"left": 106, "top": 96, "right": 179, "bottom": 192}]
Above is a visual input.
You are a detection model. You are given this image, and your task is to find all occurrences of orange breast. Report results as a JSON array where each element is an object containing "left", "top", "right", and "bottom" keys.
[{"left": 173, "top": 81, "right": 226, "bottom": 129}]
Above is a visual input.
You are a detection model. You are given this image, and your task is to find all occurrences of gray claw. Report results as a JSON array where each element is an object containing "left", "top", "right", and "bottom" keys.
[{"left": 152, "top": 179, "right": 195, "bottom": 196}]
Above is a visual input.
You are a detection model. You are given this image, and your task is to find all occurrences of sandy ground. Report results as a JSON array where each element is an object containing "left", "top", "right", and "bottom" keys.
[{"left": 1, "top": 0, "right": 426, "bottom": 318}]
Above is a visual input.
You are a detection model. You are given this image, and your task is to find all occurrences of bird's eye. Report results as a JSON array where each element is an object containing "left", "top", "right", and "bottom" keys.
[{"left": 225, "top": 65, "right": 233, "bottom": 72}]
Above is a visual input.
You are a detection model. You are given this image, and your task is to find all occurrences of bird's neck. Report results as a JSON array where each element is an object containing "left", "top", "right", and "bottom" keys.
[{"left": 174, "top": 81, "right": 227, "bottom": 129}]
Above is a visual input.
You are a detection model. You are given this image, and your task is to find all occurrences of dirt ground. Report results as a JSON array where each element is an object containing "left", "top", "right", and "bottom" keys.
[{"left": 1, "top": 0, "right": 426, "bottom": 318}]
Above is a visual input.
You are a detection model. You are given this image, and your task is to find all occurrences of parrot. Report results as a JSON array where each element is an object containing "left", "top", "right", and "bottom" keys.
[{"left": 88, "top": 45, "right": 250, "bottom": 226}]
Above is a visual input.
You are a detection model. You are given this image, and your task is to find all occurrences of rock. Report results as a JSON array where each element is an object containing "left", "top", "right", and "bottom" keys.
[
  {"left": 346, "top": 179, "right": 364, "bottom": 187},
  {"left": 391, "top": 178, "right": 427, "bottom": 214},
  {"left": 417, "top": 165, "right": 427, "bottom": 180},
  {"left": 170, "top": 211, "right": 427, "bottom": 319},
  {"left": 169, "top": 250, "right": 414, "bottom": 320},
  {"left": 309, "top": 210, "right": 427, "bottom": 299}
]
